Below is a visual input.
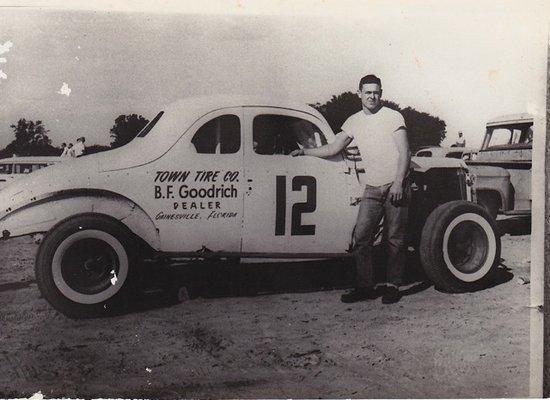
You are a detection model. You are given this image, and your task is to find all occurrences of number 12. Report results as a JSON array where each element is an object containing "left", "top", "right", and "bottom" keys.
[{"left": 275, "top": 175, "right": 317, "bottom": 236}]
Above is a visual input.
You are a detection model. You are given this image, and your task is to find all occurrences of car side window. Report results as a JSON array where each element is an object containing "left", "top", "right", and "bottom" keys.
[
  {"left": 446, "top": 152, "right": 463, "bottom": 159},
  {"left": 15, "top": 164, "right": 33, "bottom": 174},
  {"left": 32, "top": 163, "right": 48, "bottom": 172},
  {"left": 417, "top": 151, "right": 432, "bottom": 157},
  {"left": 519, "top": 126, "right": 533, "bottom": 144},
  {"left": 488, "top": 128, "right": 512, "bottom": 147},
  {"left": 253, "top": 114, "right": 327, "bottom": 155},
  {"left": 191, "top": 114, "right": 240, "bottom": 154},
  {"left": 0, "top": 163, "right": 12, "bottom": 174}
]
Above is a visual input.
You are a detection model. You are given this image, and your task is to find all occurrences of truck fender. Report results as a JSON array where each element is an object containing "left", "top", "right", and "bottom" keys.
[
  {"left": 0, "top": 189, "right": 160, "bottom": 250},
  {"left": 467, "top": 165, "right": 512, "bottom": 211}
]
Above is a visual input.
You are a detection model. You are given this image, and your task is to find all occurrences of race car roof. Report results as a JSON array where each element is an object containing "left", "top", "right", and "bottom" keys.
[
  {"left": 163, "top": 94, "right": 327, "bottom": 123},
  {"left": 98, "top": 95, "right": 332, "bottom": 172}
]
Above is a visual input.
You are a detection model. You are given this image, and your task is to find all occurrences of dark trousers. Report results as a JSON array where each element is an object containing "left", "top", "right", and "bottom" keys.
[{"left": 353, "top": 182, "right": 410, "bottom": 288}]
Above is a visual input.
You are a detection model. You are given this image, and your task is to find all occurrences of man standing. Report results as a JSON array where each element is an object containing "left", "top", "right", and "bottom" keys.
[
  {"left": 60, "top": 142, "right": 68, "bottom": 157},
  {"left": 456, "top": 131, "right": 466, "bottom": 147},
  {"left": 291, "top": 74, "right": 411, "bottom": 304},
  {"left": 74, "top": 137, "right": 86, "bottom": 157},
  {"left": 67, "top": 143, "right": 75, "bottom": 157}
]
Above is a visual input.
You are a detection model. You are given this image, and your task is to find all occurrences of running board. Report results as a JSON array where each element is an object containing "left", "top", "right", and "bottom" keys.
[
  {"left": 158, "top": 251, "right": 353, "bottom": 261},
  {"left": 502, "top": 210, "right": 531, "bottom": 216}
]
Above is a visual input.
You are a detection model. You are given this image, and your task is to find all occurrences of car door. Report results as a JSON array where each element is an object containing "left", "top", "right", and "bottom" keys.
[
  {"left": 242, "top": 107, "right": 358, "bottom": 256},
  {"left": 152, "top": 108, "right": 245, "bottom": 252}
]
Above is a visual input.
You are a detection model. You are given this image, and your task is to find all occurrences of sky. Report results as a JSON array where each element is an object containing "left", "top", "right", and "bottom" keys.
[{"left": 0, "top": 0, "right": 548, "bottom": 149}]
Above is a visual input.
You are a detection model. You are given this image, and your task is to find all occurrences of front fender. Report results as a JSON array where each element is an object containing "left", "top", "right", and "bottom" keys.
[
  {"left": 467, "top": 165, "right": 512, "bottom": 211},
  {"left": 0, "top": 189, "right": 160, "bottom": 250}
]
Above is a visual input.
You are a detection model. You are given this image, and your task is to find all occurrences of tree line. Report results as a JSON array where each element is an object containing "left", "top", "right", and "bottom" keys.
[
  {"left": 0, "top": 114, "right": 150, "bottom": 158},
  {"left": 310, "top": 92, "right": 446, "bottom": 150},
  {"left": 0, "top": 92, "right": 445, "bottom": 158}
]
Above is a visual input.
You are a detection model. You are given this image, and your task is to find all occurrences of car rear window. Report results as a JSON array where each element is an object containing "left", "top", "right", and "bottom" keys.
[{"left": 253, "top": 114, "right": 327, "bottom": 155}]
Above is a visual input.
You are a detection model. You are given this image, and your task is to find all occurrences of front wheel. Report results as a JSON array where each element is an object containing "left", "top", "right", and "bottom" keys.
[
  {"left": 35, "top": 214, "right": 137, "bottom": 318},
  {"left": 419, "top": 200, "right": 501, "bottom": 292}
]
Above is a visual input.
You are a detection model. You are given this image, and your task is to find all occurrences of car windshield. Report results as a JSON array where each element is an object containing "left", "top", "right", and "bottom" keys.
[
  {"left": 136, "top": 111, "right": 164, "bottom": 138},
  {"left": 485, "top": 122, "right": 533, "bottom": 148}
]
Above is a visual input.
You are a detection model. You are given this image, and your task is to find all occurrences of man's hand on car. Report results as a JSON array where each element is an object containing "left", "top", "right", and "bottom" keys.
[{"left": 290, "top": 149, "right": 305, "bottom": 157}]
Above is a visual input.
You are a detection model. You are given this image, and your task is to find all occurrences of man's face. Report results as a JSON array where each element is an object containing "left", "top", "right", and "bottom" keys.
[{"left": 358, "top": 83, "right": 382, "bottom": 112}]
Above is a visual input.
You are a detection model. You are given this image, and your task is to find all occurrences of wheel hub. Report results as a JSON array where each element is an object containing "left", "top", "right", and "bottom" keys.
[
  {"left": 447, "top": 220, "right": 489, "bottom": 274},
  {"left": 60, "top": 238, "right": 119, "bottom": 295}
]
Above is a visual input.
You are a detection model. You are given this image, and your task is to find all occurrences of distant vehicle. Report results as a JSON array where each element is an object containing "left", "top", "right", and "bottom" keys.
[
  {"left": 467, "top": 113, "right": 533, "bottom": 216},
  {"left": 0, "top": 156, "right": 64, "bottom": 190},
  {"left": 414, "top": 146, "right": 477, "bottom": 160}
]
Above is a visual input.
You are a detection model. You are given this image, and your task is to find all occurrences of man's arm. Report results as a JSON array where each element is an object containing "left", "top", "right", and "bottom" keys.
[
  {"left": 389, "top": 128, "right": 411, "bottom": 204},
  {"left": 290, "top": 131, "right": 352, "bottom": 158}
]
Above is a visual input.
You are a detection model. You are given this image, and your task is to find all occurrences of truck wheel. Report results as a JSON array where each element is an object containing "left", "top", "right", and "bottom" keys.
[
  {"left": 419, "top": 200, "right": 501, "bottom": 292},
  {"left": 35, "top": 214, "right": 137, "bottom": 318}
]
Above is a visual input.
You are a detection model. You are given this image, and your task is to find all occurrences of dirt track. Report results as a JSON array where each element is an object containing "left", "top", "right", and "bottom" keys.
[{"left": 0, "top": 220, "right": 531, "bottom": 398}]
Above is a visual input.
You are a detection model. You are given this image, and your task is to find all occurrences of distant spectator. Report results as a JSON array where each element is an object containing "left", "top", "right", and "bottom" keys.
[
  {"left": 74, "top": 136, "right": 86, "bottom": 157},
  {"left": 67, "top": 143, "right": 75, "bottom": 157},
  {"left": 456, "top": 131, "right": 466, "bottom": 147},
  {"left": 60, "top": 142, "right": 69, "bottom": 157}
]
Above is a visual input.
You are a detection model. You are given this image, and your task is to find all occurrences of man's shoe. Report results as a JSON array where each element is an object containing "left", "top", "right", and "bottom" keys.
[
  {"left": 381, "top": 286, "right": 401, "bottom": 304},
  {"left": 341, "top": 287, "right": 378, "bottom": 303}
]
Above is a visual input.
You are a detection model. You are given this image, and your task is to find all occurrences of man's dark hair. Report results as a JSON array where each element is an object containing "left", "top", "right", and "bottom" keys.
[{"left": 358, "top": 74, "right": 382, "bottom": 90}]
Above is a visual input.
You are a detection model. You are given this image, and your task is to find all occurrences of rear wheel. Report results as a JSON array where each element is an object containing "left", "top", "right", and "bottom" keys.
[
  {"left": 35, "top": 214, "right": 138, "bottom": 318},
  {"left": 419, "top": 200, "right": 501, "bottom": 292}
]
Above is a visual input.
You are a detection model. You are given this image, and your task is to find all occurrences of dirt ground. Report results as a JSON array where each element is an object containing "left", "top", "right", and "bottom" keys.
[{"left": 0, "top": 218, "right": 532, "bottom": 398}]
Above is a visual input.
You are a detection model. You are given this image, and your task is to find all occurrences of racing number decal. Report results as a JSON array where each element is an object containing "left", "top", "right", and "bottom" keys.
[
  {"left": 275, "top": 176, "right": 286, "bottom": 235},
  {"left": 292, "top": 176, "right": 317, "bottom": 235},
  {"left": 275, "top": 175, "right": 317, "bottom": 236}
]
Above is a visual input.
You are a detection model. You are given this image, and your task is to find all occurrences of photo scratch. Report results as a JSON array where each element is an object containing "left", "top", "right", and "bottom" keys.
[
  {"left": 57, "top": 82, "right": 71, "bottom": 96},
  {"left": 0, "top": 40, "right": 13, "bottom": 55}
]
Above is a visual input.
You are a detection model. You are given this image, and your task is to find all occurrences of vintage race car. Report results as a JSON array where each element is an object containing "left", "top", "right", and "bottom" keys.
[{"left": 0, "top": 96, "right": 500, "bottom": 318}]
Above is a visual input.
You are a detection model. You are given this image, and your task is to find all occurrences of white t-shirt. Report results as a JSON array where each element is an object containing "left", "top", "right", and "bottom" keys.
[
  {"left": 341, "top": 107, "right": 406, "bottom": 186},
  {"left": 73, "top": 141, "right": 85, "bottom": 157}
]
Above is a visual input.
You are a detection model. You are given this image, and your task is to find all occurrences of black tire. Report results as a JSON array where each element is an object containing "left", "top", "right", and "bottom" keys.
[
  {"left": 419, "top": 200, "right": 501, "bottom": 293},
  {"left": 35, "top": 214, "right": 138, "bottom": 318},
  {"left": 476, "top": 191, "right": 500, "bottom": 220}
]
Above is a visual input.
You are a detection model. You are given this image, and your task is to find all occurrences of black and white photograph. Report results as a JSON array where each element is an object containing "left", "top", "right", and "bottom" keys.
[{"left": 0, "top": 1, "right": 547, "bottom": 398}]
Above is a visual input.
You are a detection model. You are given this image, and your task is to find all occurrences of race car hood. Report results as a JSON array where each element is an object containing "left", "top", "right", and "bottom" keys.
[{"left": 410, "top": 156, "right": 467, "bottom": 172}]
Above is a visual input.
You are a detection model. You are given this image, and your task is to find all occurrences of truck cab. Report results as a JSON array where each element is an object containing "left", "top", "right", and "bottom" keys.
[{"left": 467, "top": 113, "right": 533, "bottom": 216}]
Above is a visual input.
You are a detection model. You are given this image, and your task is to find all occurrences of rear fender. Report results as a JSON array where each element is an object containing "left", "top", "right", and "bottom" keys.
[{"left": 0, "top": 189, "right": 160, "bottom": 250}]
